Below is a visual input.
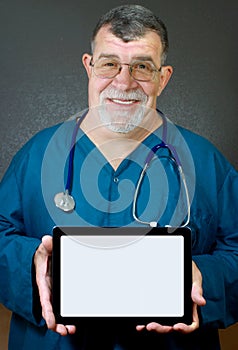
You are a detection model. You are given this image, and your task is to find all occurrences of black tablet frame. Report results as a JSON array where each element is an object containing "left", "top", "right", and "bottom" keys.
[{"left": 52, "top": 226, "right": 192, "bottom": 326}]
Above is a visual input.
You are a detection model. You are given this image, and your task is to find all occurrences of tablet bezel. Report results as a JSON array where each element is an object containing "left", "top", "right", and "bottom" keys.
[{"left": 52, "top": 226, "right": 192, "bottom": 326}]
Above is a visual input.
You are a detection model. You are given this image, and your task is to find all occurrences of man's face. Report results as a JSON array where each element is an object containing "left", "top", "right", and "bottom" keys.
[{"left": 82, "top": 26, "right": 172, "bottom": 133}]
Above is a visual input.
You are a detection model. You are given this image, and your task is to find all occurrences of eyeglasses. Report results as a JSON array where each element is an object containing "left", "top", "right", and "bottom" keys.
[{"left": 90, "top": 57, "right": 162, "bottom": 82}]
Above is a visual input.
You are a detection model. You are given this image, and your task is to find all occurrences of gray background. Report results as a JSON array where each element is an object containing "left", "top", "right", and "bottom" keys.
[{"left": 0, "top": 0, "right": 237, "bottom": 179}]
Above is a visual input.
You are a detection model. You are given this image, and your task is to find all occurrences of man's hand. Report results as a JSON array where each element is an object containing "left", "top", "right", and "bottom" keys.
[
  {"left": 136, "top": 261, "right": 206, "bottom": 334},
  {"left": 34, "top": 235, "right": 76, "bottom": 336}
]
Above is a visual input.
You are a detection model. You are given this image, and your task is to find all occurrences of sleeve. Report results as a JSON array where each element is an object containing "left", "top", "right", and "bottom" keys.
[
  {"left": 193, "top": 166, "right": 238, "bottom": 328},
  {"left": 0, "top": 153, "right": 45, "bottom": 326}
]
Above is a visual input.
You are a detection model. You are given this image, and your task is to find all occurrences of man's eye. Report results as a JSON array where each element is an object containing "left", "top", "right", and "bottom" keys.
[
  {"left": 102, "top": 61, "right": 118, "bottom": 68},
  {"left": 134, "top": 62, "right": 153, "bottom": 72},
  {"left": 137, "top": 64, "right": 147, "bottom": 70},
  {"left": 105, "top": 62, "right": 116, "bottom": 67}
]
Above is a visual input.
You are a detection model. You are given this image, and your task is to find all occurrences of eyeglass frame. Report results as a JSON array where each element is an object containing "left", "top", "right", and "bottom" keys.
[{"left": 89, "top": 56, "right": 162, "bottom": 82}]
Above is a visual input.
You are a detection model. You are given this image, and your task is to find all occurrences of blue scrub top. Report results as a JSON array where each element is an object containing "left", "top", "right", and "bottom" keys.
[{"left": 0, "top": 118, "right": 238, "bottom": 349}]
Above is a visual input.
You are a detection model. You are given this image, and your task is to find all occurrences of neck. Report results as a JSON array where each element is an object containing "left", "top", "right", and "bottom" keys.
[{"left": 80, "top": 108, "right": 162, "bottom": 170}]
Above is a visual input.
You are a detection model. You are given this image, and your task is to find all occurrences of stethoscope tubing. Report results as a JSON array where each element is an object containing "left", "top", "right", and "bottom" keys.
[
  {"left": 57, "top": 109, "right": 190, "bottom": 227},
  {"left": 65, "top": 111, "right": 88, "bottom": 192},
  {"left": 132, "top": 144, "right": 190, "bottom": 228}
]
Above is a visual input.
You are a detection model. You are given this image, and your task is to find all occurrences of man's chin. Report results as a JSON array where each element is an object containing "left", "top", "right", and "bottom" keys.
[
  {"left": 97, "top": 102, "right": 148, "bottom": 134},
  {"left": 104, "top": 123, "right": 137, "bottom": 134}
]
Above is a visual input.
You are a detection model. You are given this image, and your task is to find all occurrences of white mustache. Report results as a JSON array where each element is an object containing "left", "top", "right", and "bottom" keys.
[{"left": 100, "top": 87, "right": 148, "bottom": 103}]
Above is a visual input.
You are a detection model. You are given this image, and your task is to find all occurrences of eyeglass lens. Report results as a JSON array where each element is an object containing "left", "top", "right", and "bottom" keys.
[{"left": 92, "top": 58, "right": 158, "bottom": 81}]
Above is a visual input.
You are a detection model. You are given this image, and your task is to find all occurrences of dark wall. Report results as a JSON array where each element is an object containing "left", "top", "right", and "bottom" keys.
[{"left": 0, "top": 0, "right": 237, "bottom": 179}]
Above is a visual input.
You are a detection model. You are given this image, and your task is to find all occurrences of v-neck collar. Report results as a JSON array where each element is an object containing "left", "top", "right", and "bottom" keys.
[{"left": 75, "top": 125, "right": 164, "bottom": 175}]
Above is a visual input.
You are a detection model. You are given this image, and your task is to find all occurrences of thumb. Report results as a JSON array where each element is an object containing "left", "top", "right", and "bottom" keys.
[
  {"left": 192, "top": 283, "right": 206, "bottom": 306},
  {"left": 41, "top": 235, "right": 53, "bottom": 254}
]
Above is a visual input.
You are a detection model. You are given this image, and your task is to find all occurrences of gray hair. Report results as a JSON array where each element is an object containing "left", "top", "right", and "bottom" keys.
[{"left": 91, "top": 4, "right": 169, "bottom": 64}]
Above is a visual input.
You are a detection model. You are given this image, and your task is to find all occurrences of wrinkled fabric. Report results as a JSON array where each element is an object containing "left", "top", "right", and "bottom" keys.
[{"left": 1, "top": 118, "right": 238, "bottom": 349}]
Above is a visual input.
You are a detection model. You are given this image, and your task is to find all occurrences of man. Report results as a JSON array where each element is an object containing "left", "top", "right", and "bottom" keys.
[{"left": 0, "top": 4, "right": 238, "bottom": 350}]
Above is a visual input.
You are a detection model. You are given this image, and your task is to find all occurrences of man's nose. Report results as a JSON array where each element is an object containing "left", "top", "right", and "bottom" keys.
[{"left": 112, "top": 64, "right": 138, "bottom": 90}]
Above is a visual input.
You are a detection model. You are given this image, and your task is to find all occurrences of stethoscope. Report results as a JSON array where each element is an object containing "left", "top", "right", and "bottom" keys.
[{"left": 54, "top": 110, "right": 191, "bottom": 228}]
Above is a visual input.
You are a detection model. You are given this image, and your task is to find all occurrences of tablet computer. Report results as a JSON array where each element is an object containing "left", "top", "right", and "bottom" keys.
[{"left": 52, "top": 226, "right": 192, "bottom": 326}]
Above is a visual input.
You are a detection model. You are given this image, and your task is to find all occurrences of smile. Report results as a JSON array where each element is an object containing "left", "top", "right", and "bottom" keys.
[{"left": 109, "top": 98, "right": 139, "bottom": 105}]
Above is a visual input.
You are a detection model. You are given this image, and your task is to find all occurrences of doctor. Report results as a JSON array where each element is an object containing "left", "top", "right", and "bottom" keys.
[{"left": 0, "top": 4, "right": 238, "bottom": 350}]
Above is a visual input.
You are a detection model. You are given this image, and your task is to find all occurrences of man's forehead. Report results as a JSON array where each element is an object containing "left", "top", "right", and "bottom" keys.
[{"left": 93, "top": 26, "right": 163, "bottom": 54}]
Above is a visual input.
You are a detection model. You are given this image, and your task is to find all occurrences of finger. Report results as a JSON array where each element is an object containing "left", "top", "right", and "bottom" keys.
[
  {"left": 146, "top": 322, "right": 173, "bottom": 333},
  {"left": 55, "top": 324, "right": 68, "bottom": 336},
  {"left": 173, "top": 302, "right": 199, "bottom": 334},
  {"left": 136, "top": 325, "right": 145, "bottom": 331},
  {"left": 173, "top": 321, "right": 198, "bottom": 334},
  {"left": 65, "top": 325, "right": 77, "bottom": 335},
  {"left": 53, "top": 324, "right": 77, "bottom": 336}
]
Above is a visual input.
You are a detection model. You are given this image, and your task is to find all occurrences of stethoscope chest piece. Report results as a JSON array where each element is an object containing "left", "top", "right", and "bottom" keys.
[{"left": 54, "top": 190, "right": 75, "bottom": 212}]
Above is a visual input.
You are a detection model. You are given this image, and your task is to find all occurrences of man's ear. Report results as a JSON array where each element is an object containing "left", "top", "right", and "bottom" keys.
[
  {"left": 157, "top": 65, "right": 173, "bottom": 96},
  {"left": 82, "top": 54, "right": 92, "bottom": 78}
]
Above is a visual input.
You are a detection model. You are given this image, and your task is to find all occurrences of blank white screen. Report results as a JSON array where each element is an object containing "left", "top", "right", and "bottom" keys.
[{"left": 61, "top": 235, "right": 184, "bottom": 317}]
